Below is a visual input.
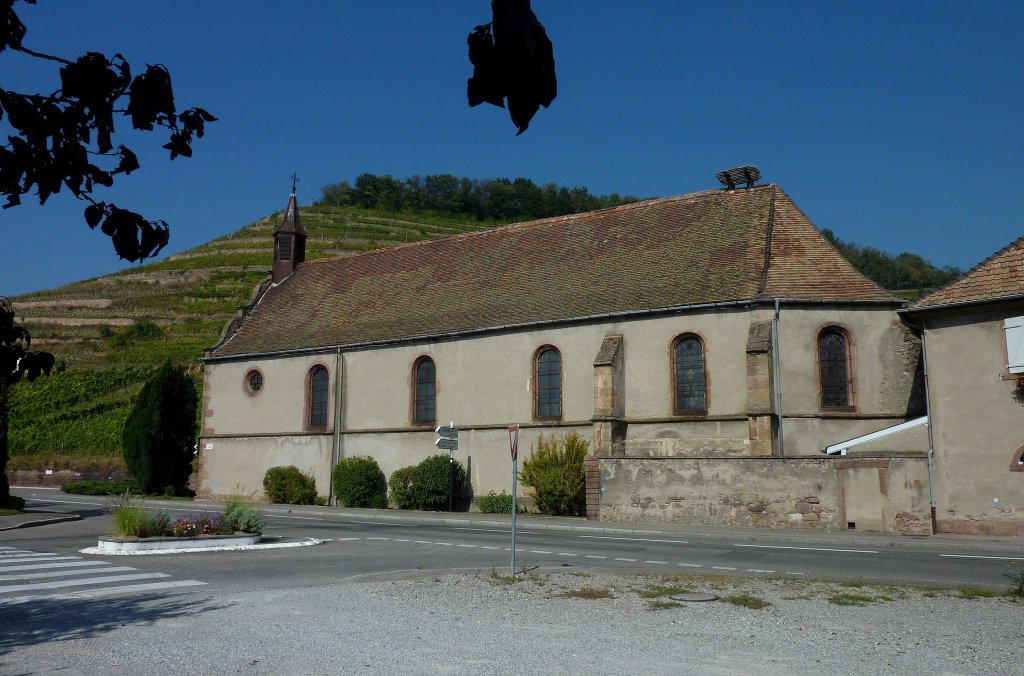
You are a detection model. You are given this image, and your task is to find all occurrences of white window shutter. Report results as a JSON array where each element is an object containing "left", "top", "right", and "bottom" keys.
[{"left": 1005, "top": 316, "right": 1024, "bottom": 374}]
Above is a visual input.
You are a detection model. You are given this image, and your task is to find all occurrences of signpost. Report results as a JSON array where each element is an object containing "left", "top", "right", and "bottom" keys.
[
  {"left": 435, "top": 422, "right": 458, "bottom": 512},
  {"left": 509, "top": 424, "right": 519, "bottom": 574}
]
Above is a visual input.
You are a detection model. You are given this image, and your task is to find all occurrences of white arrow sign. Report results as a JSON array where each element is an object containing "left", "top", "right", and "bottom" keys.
[
  {"left": 435, "top": 437, "right": 459, "bottom": 450},
  {"left": 435, "top": 425, "right": 458, "bottom": 439}
]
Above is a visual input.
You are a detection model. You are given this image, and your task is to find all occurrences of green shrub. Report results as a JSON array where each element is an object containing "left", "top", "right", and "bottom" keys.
[
  {"left": 225, "top": 504, "right": 265, "bottom": 534},
  {"left": 476, "top": 490, "right": 524, "bottom": 514},
  {"left": 263, "top": 465, "right": 317, "bottom": 505},
  {"left": 410, "top": 454, "right": 466, "bottom": 511},
  {"left": 519, "top": 432, "right": 588, "bottom": 516},
  {"left": 121, "top": 361, "right": 198, "bottom": 494},
  {"left": 332, "top": 456, "right": 387, "bottom": 508},
  {"left": 61, "top": 479, "right": 141, "bottom": 495},
  {"left": 106, "top": 492, "right": 144, "bottom": 537},
  {"left": 388, "top": 465, "right": 417, "bottom": 509}
]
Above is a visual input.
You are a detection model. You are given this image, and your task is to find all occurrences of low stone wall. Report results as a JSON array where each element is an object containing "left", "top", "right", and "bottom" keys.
[
  {"left": 7, "top": 468, "right": 132, "bottom": 487},
  {"left": 592, "top": 455, "right": 931, "bottom": 535}
]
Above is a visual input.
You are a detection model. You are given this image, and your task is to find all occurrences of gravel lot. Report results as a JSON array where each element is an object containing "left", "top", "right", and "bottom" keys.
[{"left": 4, "top": 571, "right": 1022, "bottom": 675}]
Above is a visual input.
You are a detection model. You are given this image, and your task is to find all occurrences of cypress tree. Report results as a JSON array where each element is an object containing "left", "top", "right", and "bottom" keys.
[{"left": 122, "top": 361, "right": 198, "bottom": 494}]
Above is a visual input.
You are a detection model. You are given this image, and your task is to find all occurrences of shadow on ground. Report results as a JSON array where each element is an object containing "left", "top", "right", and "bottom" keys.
[{"left": 0, "top": 593, "right": 230, "bottom": 657}]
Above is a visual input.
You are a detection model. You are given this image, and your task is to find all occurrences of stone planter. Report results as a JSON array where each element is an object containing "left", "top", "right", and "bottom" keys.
[{"left": 97, "top": 533, "right": 260, "bottom": 552}]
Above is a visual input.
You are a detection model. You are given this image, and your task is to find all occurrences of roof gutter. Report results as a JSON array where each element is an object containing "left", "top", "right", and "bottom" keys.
[
  {"left": 205, "top": 298, "right": 760, "bottom": 364},
  {"left": 899, "top": 293, "right": 1024, "bottom": 317},
  {"left": 205, "top": 297, "right": 906, "bottom": 365}
]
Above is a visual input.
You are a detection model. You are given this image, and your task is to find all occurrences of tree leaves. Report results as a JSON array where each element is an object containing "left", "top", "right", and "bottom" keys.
[
  {"left": 0, "top": 4, "right": 213, "bottom": 262},
  {"left": 1, "top": 297, "right": 54, "bottom": 385},
  {"left": 467, "top": 0, "right": 557, "bottom": 135}
]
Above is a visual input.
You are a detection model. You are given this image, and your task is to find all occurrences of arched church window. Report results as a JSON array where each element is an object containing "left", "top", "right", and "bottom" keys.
[
  {"left": 673, "top": 334, "right": 706, "bottom": 413},
  {"left": 819, "top": 328, "right": 852, "bottom": 408},
  {"left": 536, "top": 347, "right": 562, "bottom": 419},
  {"left": 413, "top": 357, "right": 436, "bottom": 424},
  {"left": 308, "top": 365, "right": 329, "bottom": 428}
]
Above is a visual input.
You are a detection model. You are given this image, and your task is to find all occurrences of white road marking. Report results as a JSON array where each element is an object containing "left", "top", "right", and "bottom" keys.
[
  {"left": 745, "top": 569, "right": 775, "bottom": 573},
  {"left": 530, "top": 550, "right": 552, "bottom": 554},
  {"left": 940, "top": 554, "right": 1024, "bottom": 561},
  {"left": 366, "top": 537, "right": 391, "bottom": 540},
  {"left": 578, "top": 535, "right": 688, "bottom": 544},
  {"left": 0, "top": 561, "right": 100, "bottom": 573},
  {"left": 787, "top": 572, "right": 807, "bottom": 576},
  {"left": 677, "top": 563, "right": 703, "bottom": 568},
  {"left": 584, "top": 555, "right": 607, "bottom": 560},
  {"left": 0, "top": 573, "right": 169, "bottom": 594},
  {"left": 0, "top": 556, "right": 83, "bottom": 568},
  {"left": 456, "top": 544, "right": 476, "bottom": 548},
  {"left": 480, "top": 546, "right": 500, "bottom": 550},
  {"left": 557, "top": 553, "right": 578, "bottom": 557},
  {"left": 0, "top": 580, "right": 207, "bottom": 606},
  {"left": 735, "top": 544, "right": 878, "bottom": 554},
  {"left": 712, "top": 566, "right": 737, "bottom": 571},
  {"left": 644, "top": 560, "right": 669, "bottom": 565},
  {"left": 614, "top": 558, "right": 637, "bottom": 562},
  {"left": 0, "top": 566, "right": 137, "bottom": 582}
]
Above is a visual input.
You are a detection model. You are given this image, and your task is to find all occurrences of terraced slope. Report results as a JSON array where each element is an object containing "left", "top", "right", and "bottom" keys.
[
  {"left": 13, "top": 206, "right": 492, "bottom": 369},
  {"left": 8, "top": 206, "right": 496, "bottom": 461}
]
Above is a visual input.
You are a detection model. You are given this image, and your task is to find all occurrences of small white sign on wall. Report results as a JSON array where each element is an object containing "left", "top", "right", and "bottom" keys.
[{"left": 205, "top": 443, "right": 213, "bottom": 450}]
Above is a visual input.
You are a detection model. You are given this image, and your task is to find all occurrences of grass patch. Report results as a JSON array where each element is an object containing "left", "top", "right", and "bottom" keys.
[
  {"left": 722, "top": 594, "right": 771, "bottom": 609},
  {"left": 635, "top": 584, "right": 695, "bottom": 599},
  {"left": 839, "top": 581, "right": 866, "bottom": 588},
  {"left": 648, "top": 600, "right": 682, "bottom": 611},
  {"left": 957, "top": 586, "right": 1004, "bottom": 600},
  {"left": 0, "top": 508, "right": 23, "bottom": 517},
  {"left": 1011, "top": 574, "right": 1024, "bottom": 600},
  {"left": 489, "top": 571, "right": 523, "bottom": 586},
  {"left": 827, "top": 593, "right": 875, "bottom": 607},
  {"left": 61, "top": 479, "right": 140, "bottom": 496},
  {"left": 561, "top": 587, "right": 614, "bottom": 600}
]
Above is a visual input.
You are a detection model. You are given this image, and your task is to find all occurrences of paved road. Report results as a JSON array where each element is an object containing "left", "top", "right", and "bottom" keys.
[{"left": 5, "top": 487, "right": 1023, "bottom": 599}]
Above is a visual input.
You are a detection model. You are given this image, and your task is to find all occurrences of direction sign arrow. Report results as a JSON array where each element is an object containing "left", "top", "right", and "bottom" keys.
[
  {"left": 435, "top": 425, "right": 458, "bottom": 439},
  {"left": 435, "top": 437, "right": 459, "bottom": 450}
]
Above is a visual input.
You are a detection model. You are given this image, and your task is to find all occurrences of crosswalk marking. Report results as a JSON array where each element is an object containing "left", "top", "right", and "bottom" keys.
[{"left": 0, "top": 547, "right": 206, "bottom": 604}]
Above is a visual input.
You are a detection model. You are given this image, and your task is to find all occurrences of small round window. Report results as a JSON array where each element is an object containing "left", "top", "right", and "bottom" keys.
[{"left": 246, "top": 370, "right": 264, "bottom": 394}]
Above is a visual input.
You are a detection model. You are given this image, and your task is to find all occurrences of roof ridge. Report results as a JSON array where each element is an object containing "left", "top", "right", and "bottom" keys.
[
  {"left": 757, "top": 185, "right": 777, "bottom": 295},
  {"left": 912, "top": 233, "right": 1024, "bottom": 307}
]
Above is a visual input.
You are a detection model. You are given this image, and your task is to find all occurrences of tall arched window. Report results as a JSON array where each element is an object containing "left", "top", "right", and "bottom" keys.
[
  {"left": 308, "top": 365, "right": 329, "bottom": 428},
  {"left": 673, "top": 334, "right": 706, "bottom": 413},
  {"left": 536, "top": 347, "right": 562, "bottom": 419},
  {"left": 818, "top": 328, "right": 851, "bottom": 408},
  {"left": 413, "top": 358, "right": 436, "bottom": 423}
]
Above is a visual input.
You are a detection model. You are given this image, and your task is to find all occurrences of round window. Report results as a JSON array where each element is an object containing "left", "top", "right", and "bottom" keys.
[{"left": 246, "top": 370, "right": 263, "bottom": 394}]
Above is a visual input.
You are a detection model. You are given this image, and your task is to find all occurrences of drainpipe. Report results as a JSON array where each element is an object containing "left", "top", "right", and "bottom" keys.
[
  {"left": 919, "top": 320, "right": 938, "bottom": 534},
  {"left": 329, "top": 348, "right": 345, "bottom": 506},
  {"left": 772, "top": 298, "right": 785, "bottom": 456}
]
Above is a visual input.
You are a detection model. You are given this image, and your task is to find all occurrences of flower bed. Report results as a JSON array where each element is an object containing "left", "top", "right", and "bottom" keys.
[{"left": 96, "top": 532, "right": 261, "bottom": 552}]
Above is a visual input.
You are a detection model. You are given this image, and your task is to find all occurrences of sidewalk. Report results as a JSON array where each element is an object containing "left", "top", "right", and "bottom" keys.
[{"left": 0, "top": 509, "right": 82, "bottom": 531}]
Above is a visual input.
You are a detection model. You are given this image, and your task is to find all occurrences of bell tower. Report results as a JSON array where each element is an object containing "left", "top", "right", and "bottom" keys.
[{"left": 272, "top": 175, "right": 307, "bottom": 284}]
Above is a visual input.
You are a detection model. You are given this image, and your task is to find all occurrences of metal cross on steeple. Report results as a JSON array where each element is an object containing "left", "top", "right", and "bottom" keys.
[{"left": 290, "top": 173, "right": 299, "bottom": 194}]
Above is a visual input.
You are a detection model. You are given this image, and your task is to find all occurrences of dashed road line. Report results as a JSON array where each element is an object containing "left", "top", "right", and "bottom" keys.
[
  {"left": 712, "top": 566, "right": 737, "bottom": 571},
  {"left": 735, "top": 544, "right": 878, "bottom": 554},
  {"left": 940, "top": 554, "right": 1024, "bottom": 561}
]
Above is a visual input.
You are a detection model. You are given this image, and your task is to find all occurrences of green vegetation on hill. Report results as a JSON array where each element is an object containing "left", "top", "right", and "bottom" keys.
[{"left": 821, "top": 229, "right": 962, "bottom": 298}]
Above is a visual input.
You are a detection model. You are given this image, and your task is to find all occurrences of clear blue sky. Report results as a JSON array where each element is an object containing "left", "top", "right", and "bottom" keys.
[{"left": 2, "top": 1, "right": 1022, "bottom": 297}]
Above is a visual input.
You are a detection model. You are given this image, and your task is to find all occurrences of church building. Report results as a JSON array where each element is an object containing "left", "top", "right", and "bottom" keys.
[{"left": 196, "top": 171, "right": 942, "bottom": 533}]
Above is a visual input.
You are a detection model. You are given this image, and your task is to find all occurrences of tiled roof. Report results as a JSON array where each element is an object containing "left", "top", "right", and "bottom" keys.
[
  {"left": 211, "top": 185, "right": 896, "bottom": 358},
  {"left": 910, "top": 235, "right": 1024, "bottom": 309}
]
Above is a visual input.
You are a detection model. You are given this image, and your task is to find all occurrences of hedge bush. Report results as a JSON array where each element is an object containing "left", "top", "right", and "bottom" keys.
[
  {"left": 332, "top": 456, "right": 387, "bottom": 508},
  {"left": 388, "top": 465, "right": 417, "bottom": 509},
  {"left": 519, "top": 432, "right": 588, "bottom": 516},
  {"left": 476, "top": 490, "right": 524, "bottom": 514},
  {"left": 389, "top": 455, "right": 467, "bottom": 511},
  {"left": 61, "top": 479, "right": 141, "bottom": 495},
  {"left": 263, "top": 465, "right": 317, "bottom": 505}
]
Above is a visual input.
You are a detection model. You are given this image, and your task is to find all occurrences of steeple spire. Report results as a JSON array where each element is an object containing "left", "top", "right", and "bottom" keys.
[{"left": 272, "top": 177, "right": 307, "bottom": 283}]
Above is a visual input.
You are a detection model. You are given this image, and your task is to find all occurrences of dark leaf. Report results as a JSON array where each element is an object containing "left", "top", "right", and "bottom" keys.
[
  {"left": 19, "top": 350, "right": 55, "bottom": 381},
  {"left": 126, "top": 64, "right": 175, "bottom": 130},
  {"left": 467, "top": 0, "right": 557, "bottom": 134},
  {"left": 194, "top": 107, "right": 217, "bottom": 122},
  {"left": 84, "top": 201, "right": 105, "bottom": 228},
  {"left": 112, "top": 145, "right": 139, "bottom": 175},
  {"left": 0, "top": 0, "right": 28, "bottom": 53}
]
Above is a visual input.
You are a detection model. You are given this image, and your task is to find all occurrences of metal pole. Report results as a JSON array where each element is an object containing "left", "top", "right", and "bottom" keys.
[
  {"left": 511, "top": 454, "right": 518, "bottom": 574},
  {"left": 448, "top": 449, "right": 454, "bottom": 512}
]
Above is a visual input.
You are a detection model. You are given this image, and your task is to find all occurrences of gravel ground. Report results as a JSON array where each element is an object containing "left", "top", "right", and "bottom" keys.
[{"left": 3, "top": 572, "right": 1022, "bottom": 675}]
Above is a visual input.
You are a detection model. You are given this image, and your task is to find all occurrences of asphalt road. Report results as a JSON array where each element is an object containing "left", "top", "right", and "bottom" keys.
[{"left": 5, "top": 487, "right": 1024, "bottom": 596}]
